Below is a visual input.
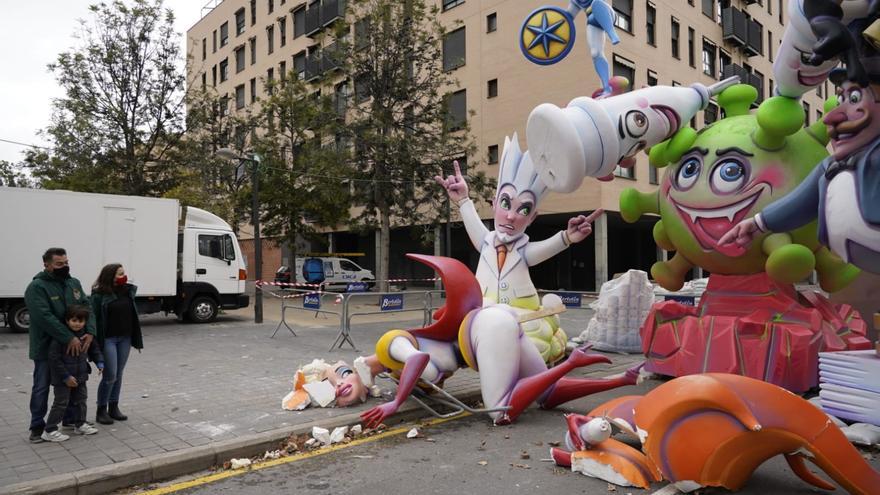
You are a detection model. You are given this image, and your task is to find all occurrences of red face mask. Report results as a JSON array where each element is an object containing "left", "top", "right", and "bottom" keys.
[{"left": 114, "top": 275, "right": 128, "bottom": 286}]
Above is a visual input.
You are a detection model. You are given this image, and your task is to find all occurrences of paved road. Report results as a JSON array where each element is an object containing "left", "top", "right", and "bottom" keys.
[{"left": 134, "top": 383, "right": 880, "bottom": 495}]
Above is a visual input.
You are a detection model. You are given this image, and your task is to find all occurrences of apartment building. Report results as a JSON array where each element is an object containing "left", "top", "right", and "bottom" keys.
[{"left": 187, "top": 0, "right": 828, "bottom": 291}]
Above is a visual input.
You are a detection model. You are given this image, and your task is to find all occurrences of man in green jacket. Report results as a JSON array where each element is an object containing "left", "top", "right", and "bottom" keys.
[{"left": 25, "top": 247, "right": 96, "bottom": 443}]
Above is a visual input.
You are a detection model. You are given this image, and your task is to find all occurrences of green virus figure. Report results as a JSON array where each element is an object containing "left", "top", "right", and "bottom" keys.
[{"left": 619, "top": 84, "right": 859, "bottom": 292}]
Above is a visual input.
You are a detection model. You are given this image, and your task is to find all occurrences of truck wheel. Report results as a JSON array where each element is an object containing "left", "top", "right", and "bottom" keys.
[
  {"left": 9, "top": 303, "right": 30, "bottom": 333},
  {"left": 187, "top": 296, "right": 218, "bottom": 323}
]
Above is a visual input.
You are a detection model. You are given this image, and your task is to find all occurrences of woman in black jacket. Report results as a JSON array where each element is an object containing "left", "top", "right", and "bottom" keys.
[{"left": 90, "top": 264, "right": 144, "bottom": 425}]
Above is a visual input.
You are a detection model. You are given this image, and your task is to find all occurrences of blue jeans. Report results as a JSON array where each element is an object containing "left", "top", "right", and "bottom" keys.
[
  {"left": 97, "top": 336, "right": 131, "bottom": 406},
  {"left": 29, "top": 360, "right": 77, "bottom": 432}
]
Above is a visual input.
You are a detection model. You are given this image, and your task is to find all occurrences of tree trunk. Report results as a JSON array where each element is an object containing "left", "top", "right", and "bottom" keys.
[{"left": 378, "top": 210, "right": 391, "bottom": 293}]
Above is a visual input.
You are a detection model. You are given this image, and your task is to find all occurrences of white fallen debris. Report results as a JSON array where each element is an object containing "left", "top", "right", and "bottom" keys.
[
  {"left": 263, "top": 450, "right": 282, "bottom": 460},
  {"left": 406, "top": 428, "right": 420, "bottom": 439},
  {"left": 305, "top": 438, "right": 318, "bottom": 447},
  {"left": 312, "top": 426, "right": 332, "bottom": 446},
  {"left": 330, "top": 426, "right": 349, "bottom": 444},
  {"left": 303, "top": 381, "right": 337, "bottom": 408},
  {"left": 350, "top": 424, "right": 363, "bottom": 436},
  {"left": 229, "top": 458, "right": 252, "bottom": 469}
]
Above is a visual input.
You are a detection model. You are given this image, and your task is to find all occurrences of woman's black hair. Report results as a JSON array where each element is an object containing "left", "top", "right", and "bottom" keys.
[{"left": 92, "top": 263, "right": 123, "bottom": 294}]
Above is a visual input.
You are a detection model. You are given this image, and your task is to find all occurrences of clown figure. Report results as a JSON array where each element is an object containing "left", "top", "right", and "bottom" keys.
[{"left": 435, "top": 134, "right": 602, "bottom": 364}]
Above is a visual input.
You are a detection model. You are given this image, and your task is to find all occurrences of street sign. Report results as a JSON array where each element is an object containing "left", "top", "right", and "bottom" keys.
[
  {"left": 303, "top": 293, "right": 321, "bottom": 310},
  {"left": 380, "top": 294, "right": 404, "bottom": 311},
  {"left": 554, "top": 292, "right": 582, "bottom": 308}
]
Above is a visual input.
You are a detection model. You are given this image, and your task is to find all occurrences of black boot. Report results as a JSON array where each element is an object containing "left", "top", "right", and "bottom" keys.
[
  {"left": 108, "top": 402, "right": 128, "bottom": 421},
  {"left": 96, "top": 405, "right": 114, "bottom": 425}
]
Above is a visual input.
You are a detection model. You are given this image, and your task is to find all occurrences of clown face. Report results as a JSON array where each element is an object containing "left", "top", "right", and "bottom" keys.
[
  {"left": 826, "top": 82, "right": 880, "bottom": 160},
  {"left": 494, "top": 184, "right": 538, "bottom": 243}
]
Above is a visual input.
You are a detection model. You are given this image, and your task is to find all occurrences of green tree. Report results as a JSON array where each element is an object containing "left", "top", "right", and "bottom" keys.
[
  {"left": 340, "top": 0, "right": 493, "bottom": 290},
  {"left": 30, "top": 0, "right": 185, "bottom": 196},
  {"left": 0, "top": 160, "right": 33, "bottom": 188},
  {"left": 254, "top": 73, "right": 352, "bottom": 269}
]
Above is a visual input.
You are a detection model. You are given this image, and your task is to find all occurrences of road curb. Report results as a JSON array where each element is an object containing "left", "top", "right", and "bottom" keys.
[{"left": 0, "top": 387, "right": 483, "bottom": 495}]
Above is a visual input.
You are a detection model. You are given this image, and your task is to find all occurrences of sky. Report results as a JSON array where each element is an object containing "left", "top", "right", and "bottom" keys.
[{"left": 0, "top": 0, "right": 209, "bottom": 164}]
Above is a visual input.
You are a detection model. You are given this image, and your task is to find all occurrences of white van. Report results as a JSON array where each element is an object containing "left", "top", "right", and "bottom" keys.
[{"left": 294, "top": 257, "right": 375, "bottom": 288}]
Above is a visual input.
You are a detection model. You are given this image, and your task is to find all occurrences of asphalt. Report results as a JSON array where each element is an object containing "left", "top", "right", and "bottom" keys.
[{"left": 0, "top": 289, "right": 625, "bottom": 495}]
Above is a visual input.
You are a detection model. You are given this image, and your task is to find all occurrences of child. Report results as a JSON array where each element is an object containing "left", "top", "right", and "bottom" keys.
[{"left": 42, "top": 305, "right": 104, "bottom": 441}]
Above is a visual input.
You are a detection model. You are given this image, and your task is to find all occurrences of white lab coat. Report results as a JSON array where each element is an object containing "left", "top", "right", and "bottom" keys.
[{"left": 459, "top": 199, "right": 568, "bottom": 305}]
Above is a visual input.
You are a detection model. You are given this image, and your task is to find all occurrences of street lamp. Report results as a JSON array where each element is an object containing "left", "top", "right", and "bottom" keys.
[{"left": 216, "top": 148, "right": 263, "bottom": 324}]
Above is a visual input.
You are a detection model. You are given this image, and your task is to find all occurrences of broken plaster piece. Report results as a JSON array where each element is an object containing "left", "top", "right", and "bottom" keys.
[
  {"left": 230, "top": 458, "right": 252, "bottom": 469},
  {"left": 351, "top": 424, "right": 363, "bottom": 436},
  {"left": 354, "top": 356, "right": 374, "bottom": 387},
  {"left": 330, "top": 426, "right": 349, "bottom": 444},
  {"left": 406, "top": 428, "right": 419, "bottom": 439},
  {"left": 312, "top": 426, "right": 332, "bottom": 446},
  {"left": 303, "top": 381, "right": 336, "bottom": 408},
  {"left": 571, "top": 457, "right": 634, "bottom": 487}
]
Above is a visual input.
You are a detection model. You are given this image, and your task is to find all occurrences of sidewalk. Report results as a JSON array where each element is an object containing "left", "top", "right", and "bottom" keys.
[{"left": 0, "top": 296, "right": 630, "bottom": 494}]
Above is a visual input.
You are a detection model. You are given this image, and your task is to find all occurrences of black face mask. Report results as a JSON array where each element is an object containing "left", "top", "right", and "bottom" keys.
[{"left": 53, "top": 266, "right": 71, "bottom": 279}]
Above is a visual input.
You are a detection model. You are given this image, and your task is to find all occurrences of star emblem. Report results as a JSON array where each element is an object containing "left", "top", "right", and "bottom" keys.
[{"left": 526, "top": 12, "right": 566, "bottom": 57}]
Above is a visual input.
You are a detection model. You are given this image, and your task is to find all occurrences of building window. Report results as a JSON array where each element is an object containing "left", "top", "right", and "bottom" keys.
[
  {"left": 719, "top": 50, "right": 731, "bottom": 79},
  {"left": 443, "top": 27, "right": 466, "bottom": 71},
  {"left": 279, "top": 61, "right": 286, "bottom": 80},
  {"left": 212, "top": 65, "right": 217, "bottom": 86},
  {"left": 488, "top": 144, "right": 499, "bottom": 164},
  {"left": 803, "top": 101, "right": 811, "bottom": 125},
  {"left": 671, "top": 18, "right": 680, "bottom": 59},
  {"left": 768, "top": 31, "right": 774, "bottom": 62},
  {"left": 294, "top": 7, "right": 306, "bottom": 38},
  {"left": 293, "top": 51, "right": 306, "bottom": 80},
  {"left": 688, "top": 28, "right": 695, "bottom": 67},
  {"left": 201, "top": 72, "right": 206, "bottom": 89},
  {"left": 202, "top": 38, "right": 207, "bottom": 60},
  {"left": 236, "top": 8, "right": 246, "bottom": 36},
  {"left": 267, "top": 25, "right": 274, "bottom": 54},
  {"left": 220, "top": 58, "right": 229, "bottom": 82},
  {"left": 647, "top": 69, "right": 658, "bottom": 86},
  {"left": 235, "top": 46, "right": 245, "bottom": 73},
  {"left": 250, "top": 0, "right": 257, "bottom": 25},
  {"left": 649, "top": 166, "right": 659, "bottom": 185},
  {"left": 212, "top": 30, "right": 217, "bottom": 53},
  {"left": 754, "top": 70, "right": 765, "bottom": 100},
  {"left": 816, "top": 109, "right": 822, "bottom": 123},
  {"left": 614, "top": 165, "right": 636, "bottom": 179},
  {"left": 487, "top": 78, "right": 498, "bottom": 98},
  {"left": 778, "top": 0, "right": 783, "bottom": 24},
  {"left": 613, "top": 54, "right": 636, "bottom": 87},
  {"left": 646, "top": 3, "right": 656, "bottom": 46},
  {"left": 268, "top": 0, "right": 274, "bottom": 15},
  {"left": 769, "top": 78, "right": 774, "bottom": 96},
  {"left": 702, "top": 0, "right": 714, "bottom": 19},
  {"left": 279, "top": 18, "right": 286, "bottom": 47},
  {"left": 250, "top": 78, "right": 257, "bottom": 103},
  {"left": 817, "top": 83, "right": 823, "bottom": 98},
  {"left": 487, "top": 12, "right": 497, "bottom": 33},
  {"left": 705, "top": 101, "right": 719, "bottom": 124},
  {"left": 235, "top": 84, "right": 245, "bottom": 109},
  {"left": 250, "top": 37, "right": 257, "bottom": 65},
  {"left": 442, "top": 0, "right": 464, "bottom": 11},
  {"left": 613, "top": 0, "right": 633, "bottom": 33},
  {"left": 220, "top": 22, "right": 229, "bottom": 47},
  {"left": 702, "top": 39, "right": 716, "bottom": 77},
  {"left": 446, "top": 89, "right": 467, "bottom": 131}
]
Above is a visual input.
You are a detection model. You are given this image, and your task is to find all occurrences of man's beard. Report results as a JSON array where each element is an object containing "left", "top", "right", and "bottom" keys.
[{"left": 495, "top": 231, "right": 524, "bottom": 244}]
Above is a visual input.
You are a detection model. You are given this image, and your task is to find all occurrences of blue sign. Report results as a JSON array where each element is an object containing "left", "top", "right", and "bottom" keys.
[
  {"left": 380, "top": 294, "right": 404, "bottom": 311},
  {"left": 346, "top": 282, "right": 369, "bottom": 293},
  {"left": 664, "top": 295, "right": 696, "bottom": 306},
  {"left": 554, "top": 292, "right": 582, "bottom": 308},
  {"left": 303, "top": 293, "right": 321, "bottom": 310}
]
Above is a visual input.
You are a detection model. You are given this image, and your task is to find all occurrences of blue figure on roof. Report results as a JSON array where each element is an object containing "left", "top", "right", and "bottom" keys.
[{"left": 520, "top": 1, "right": 620, "bottom": 96}]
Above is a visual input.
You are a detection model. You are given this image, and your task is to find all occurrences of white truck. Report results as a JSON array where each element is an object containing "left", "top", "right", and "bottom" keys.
[{"left": 0, "top": 187, "right": 249, "bottom": 332}]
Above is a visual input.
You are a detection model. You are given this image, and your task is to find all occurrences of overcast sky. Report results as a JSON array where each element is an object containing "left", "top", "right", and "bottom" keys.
[{"left": 0, "top": 0, "right": 207, "bottom": 164}]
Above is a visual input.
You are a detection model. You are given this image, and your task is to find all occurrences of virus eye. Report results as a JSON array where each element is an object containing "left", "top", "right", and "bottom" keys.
[
  {"left": 625, "top": 110, "right": 648, "bottom": 138},
  {"left": 675, "top": 157, "right": 701, "bottom": 190},
  {"left": 710, "top": 159, "right": 748, "bottom": 194}
]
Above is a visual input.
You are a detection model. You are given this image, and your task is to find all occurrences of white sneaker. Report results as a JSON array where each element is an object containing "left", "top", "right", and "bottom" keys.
[
  {"left": 74, "top": 423, "right": 99, "bottom": 435},
  {"left": 41, "top": 430, "right": 70, "bottom": 442}
]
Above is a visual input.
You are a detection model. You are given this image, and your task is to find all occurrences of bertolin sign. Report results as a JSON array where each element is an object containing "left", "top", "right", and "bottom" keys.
[
  {"left": 380, "top": 294, "right": 404, "bottom": 311},
  {"left": 303, "top": 293, "right": 321, "bottom": 310},
  {"left": 555, "top": 292, "right": 582, "bottom": 308}
]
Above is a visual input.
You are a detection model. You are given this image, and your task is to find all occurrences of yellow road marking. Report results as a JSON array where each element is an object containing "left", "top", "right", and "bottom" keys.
[{"left": 138, "top": 413, "right": 471, "bottom": 494}]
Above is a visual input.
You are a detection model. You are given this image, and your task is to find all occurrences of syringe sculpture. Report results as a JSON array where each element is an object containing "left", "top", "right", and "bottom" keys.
[{"left": 526, "top": 76, "right": 740, "bottom": 193}]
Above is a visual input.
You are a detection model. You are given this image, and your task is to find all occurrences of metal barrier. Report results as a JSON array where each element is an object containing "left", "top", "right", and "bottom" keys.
[
  {"left": 268, "top": 287, "right": 346, "bottom": 339},
  {"left": 338, "top": 290, "right": 441, "bottom": 352}
]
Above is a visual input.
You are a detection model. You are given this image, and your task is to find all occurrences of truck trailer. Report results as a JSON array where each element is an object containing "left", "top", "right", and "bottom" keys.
[{"left": 0, "top": 187, "right": 249, "bottom": 332}]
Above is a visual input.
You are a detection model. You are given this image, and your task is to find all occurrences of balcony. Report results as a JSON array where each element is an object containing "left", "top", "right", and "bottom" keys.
[
  {"left": 748, "top": 72, "right": 764, "bottom": 104},
  {"left": 305, "top": 4, "right": 321, "bottom": 37},
  {"left": 744, "top": 19, "right": 763, "bottom": 57},
  {"left": 722, "top": 63, "right": 748, "bottom": 84},
  {"left": 305, "top": 51, "right": 322, "bottom": 81},
  {"left": 322, "top": 0, "right": 346, "bottom": 26},
  {"left": 721, "top": 7, "right": 747, "bottom": 47}
]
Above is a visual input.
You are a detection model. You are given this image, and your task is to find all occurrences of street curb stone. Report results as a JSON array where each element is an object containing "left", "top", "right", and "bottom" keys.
[{"left": 0, "top": 387, "right": 483, "bottom": 495}]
